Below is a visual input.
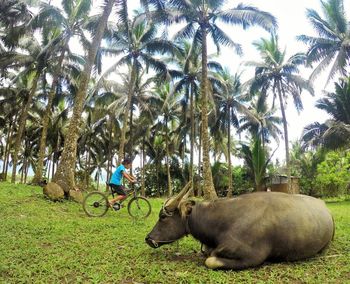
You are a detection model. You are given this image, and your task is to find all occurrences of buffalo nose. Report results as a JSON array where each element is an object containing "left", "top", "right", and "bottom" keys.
[{"left": 145, "top": 235, "right": 158, "bottom": 248}]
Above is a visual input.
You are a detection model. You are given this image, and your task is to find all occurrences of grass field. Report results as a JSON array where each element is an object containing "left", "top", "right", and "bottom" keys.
[{"left": 0, "top": 182, "right": 349, "bottom": 283}]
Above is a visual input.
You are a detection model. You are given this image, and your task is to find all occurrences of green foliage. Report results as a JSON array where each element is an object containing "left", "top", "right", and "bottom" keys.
[
  {"left": 1, "top": 182, "right": 349, "bottom": 283},
  {"left": 231, "top": 166, "right": 255, "bottom": 195},
  {"left": 289, "top": 142, "right": 327, "bottom": 196},
  {"left": 239, "top": 137, "right": 271, "bottom": 191},
  {"left": 135, "top": 159, "right": 185, "bottom": 197},
  {"left": 316, "top": 151, "right": 350, "bottom": 197},
  {"left": 211, "top": 162, "right": 254, "bottom": 196},
  {"left": 74, "top": 170, "right": 96, "bottom": 191},
  {"left": 211, "top": 161, "right": 229, "bottom": 196}
]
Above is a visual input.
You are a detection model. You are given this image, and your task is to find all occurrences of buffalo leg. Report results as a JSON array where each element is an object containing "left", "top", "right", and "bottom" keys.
[
  {"left": 205, "top": 244, "right": 270, "bottom": 270},
  {"left": 201, "top": 244, "right": 214, "bottom": 257}
]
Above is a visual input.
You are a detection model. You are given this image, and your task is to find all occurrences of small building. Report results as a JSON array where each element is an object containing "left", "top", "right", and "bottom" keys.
[{"left": 264, "top": 175, "right": 300, "bottom": 194}]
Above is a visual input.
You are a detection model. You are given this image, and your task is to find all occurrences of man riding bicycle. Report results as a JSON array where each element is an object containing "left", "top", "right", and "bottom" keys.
[{"left": 109, "top": 158, "right": 137, "bottom": 208}]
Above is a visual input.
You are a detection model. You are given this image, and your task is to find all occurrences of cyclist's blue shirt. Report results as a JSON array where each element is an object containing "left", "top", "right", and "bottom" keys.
[{"left": 110, "top": 164, "right": 125, "bottom": 185}]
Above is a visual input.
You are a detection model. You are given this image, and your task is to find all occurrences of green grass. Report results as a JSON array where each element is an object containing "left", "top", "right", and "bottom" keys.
[{"left": 0, "top": 182, "right": 349, "bottom": 284}]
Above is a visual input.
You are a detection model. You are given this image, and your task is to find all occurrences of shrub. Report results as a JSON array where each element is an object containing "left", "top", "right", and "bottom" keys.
[{"left": 315, "top": 151, "right": 350, "bottom": 197}]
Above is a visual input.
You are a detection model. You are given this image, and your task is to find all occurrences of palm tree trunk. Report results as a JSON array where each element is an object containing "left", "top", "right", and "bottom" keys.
[
  {"left": 0, "top": 143, "right": 3, "bottom": 174},
  {"left": 182, "top": 135, "right": 186, "bottom": 178},
  {"left": 32, "top": 48, "right": 66, "bottom": 185},
  {"left": 227, "top": 106, "right": 233, "bottom": 197},
  {"left": 2, "top": 139, "right": 8, "bottom": 175},
  {"left": 117, "top": 62, "right": 137, "bottom": 164},
  {"left": 200, "top": 25, "right": 217, "bottom": 200},
  {"left": 84, "top": 150, "right": 88, "bottom": 189},
  {"left": 190, "top": 84, "right": 194, "bottom": 186},
  {"left": 276, "top": 83, "right": 291, "bottom": 192},
  {"left": 2, "top": 120, "right": 12, "bottom": 176},
  {"left": 129, "top": 104, "right": 133, "bottom": 174},
  {"left": 0, "top": 145, "right": 5, "bottom": 170},
  {"left": 87, "top": 147, "right": 91, "bottom": 189},
  {"left": 47, "top": 153, "right": 51, "bottom": 181},
  {"left": 156, "top": 161, "right": 160, "bottom": 197},
  {"left": 52, "top": 135, "right": 60, "bottom": 181},
  {"left": 50, "top": 155, "right": 54, "bottom": 181},
  {"left": 20, "top": 161, "right": 24, "bottom": 183},
  {"left": 141, "top": 137, "right": 146, "bottom": 196},
  {"left": 107, "top": 152, "right": 113, "bottom": 191},
  {"left": 4, "top": 138, "right": 12, "bottom": 177},
  {"left": 24, "top": 159, "right": 29, "bottom": 184},
  {"left": 106, "top": 117, "right": 113, "bottom": 190},
  {"left": 197, "top": 121, "right": 202, "bottom": 197},
  {"left": 3, "top": 116, "right": 17, "bottom": 178},
  {"left": 11, "top": 72, "right": 40, "bottom": 183},
  {"left": 52, "top": 0, "right": 115, "bottom": 193},
  {"left": 165, "top": 116, "right": 172, "bottom": 196}
]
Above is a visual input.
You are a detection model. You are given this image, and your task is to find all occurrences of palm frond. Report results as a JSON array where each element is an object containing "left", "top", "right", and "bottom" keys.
[
  {"left": 209, "top": 24, "right": 242, "bottom": 55},
  {"left": 218, "top": 4, "right": 277, "bottom": 32}
]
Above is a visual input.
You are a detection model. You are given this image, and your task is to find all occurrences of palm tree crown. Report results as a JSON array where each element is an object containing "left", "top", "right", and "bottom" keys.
[
  {"left": 297, "top": 0, "right": 350, "bottom": 83},
  {"left": 302, "top": 77, "right": 350, "bottom": 149},
  {"left": 238, "top": 93, "right": 282, "bottom": 146},
  {"left": 247, "top": 34, "right": 313, "bottom": 191}
]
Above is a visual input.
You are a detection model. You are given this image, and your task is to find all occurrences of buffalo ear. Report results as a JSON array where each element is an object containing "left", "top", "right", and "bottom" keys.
[{"left": 179, "top": 200, "right": 196, "bottom": 218}]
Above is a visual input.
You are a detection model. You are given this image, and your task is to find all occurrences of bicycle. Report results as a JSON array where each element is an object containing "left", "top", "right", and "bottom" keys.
[{"left": 82, "top": 183, "right": 151, "bottom": 218}]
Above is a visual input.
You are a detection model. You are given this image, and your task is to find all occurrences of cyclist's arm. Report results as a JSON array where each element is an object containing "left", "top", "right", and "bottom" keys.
[{"left": 122, "top": 171, "right": 136, "bottom": 183}]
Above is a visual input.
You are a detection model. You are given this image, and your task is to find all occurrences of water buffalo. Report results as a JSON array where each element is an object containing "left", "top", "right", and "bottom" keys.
[{"left": 145, "top": 182, "right": 335, "bottom": 270}]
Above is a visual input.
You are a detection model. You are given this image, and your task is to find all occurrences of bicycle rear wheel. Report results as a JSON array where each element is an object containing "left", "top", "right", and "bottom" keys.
[
  {"left": 127, "top": 197, "right": 151, "bottom": 219},
  {"left": 83, "top": 191, "right": 109, "bottom": 217}
]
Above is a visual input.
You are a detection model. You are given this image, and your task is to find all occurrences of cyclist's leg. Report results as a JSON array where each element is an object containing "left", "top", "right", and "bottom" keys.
[
  {"left": 116, "top": 185, "right": 128, "bottom": 203},
  {"left": 109, "top": 185, "right": 127, "bottom": 205}
]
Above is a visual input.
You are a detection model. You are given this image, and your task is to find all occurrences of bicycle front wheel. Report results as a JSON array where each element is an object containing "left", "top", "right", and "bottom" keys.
[
  {"left": 83, "top": 191, "right": 109, "bottom": 217},
  {"left": 127, "top": 197, "right": 151, "bottom": 219}
]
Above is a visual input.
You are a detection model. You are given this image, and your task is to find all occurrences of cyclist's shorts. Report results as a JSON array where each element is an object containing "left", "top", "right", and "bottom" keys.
[{"left": 110, "top": 184, "right": 127, "bottom": 196}]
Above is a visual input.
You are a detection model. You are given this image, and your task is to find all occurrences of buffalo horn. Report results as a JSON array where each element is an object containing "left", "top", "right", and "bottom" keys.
[
  {"left": 182, "top": 186, "right": 193, "bottom": 200},
  {"left": 164, "top": 181, "right": 192, "bottom": 211}
]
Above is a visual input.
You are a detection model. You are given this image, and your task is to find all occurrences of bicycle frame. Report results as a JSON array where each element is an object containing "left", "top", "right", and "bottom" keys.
[{"left": 107, "top": 183, "right": 139, "bottom": 202}]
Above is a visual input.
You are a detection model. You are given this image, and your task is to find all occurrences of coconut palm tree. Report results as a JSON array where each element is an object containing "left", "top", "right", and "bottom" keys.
[
  {"left": 247, "top": 34, "right": 314, "bottom": 192},
  {"left": 162, "top": 0, "right": 277, "bottom": 200},
  {"left": 238, "top": 93, "right": 282, "bottom": 147},
  {"left": 0, "top": 35, "right": 49, "bottom": 183},
  {"left": 77, "top": 106, "right": 103, "bottom": 189},
  {"left": 297, "top": 0, "right": 350, "bottom": 84},
  {"left": 211, "top": 68, "right": 247, "bottom": 197},
  {"left": 52, "top": 0, "right": 116, "bottom": 194},
  {"left": 170, "top": 41, "right": 200, "bottom": 185},
  {"left": 132, "top": 80, "right": 162, "bottom": 196},
  {"left": 0, "top": 85, "right": 25, "bottom": 178},
  {"left": 32, "top": 0, "right": 94, "bottom": 184},
  {"left": 239, "top": 137, "right": 274, "bottom": 191},
  {"left": 102, "top": 4, "right": 176, "bottom": 164},
  {"left": 302, "top": 77, "right": 350, "bottom": 149},
  {"left": 45, "top": 101, "right": 69, "bottom": 181},
  {"left": 145, "top": 133, "right": 167, "bottom": 197},
  {"left": 0, "top": 0, "right": 32, "bottom": 50},
  {"left": 170, "top": 40, "right": 222, "bottom": 186},
  {"left": 152, "top": 82, "right": 182, "bottom": 196}
]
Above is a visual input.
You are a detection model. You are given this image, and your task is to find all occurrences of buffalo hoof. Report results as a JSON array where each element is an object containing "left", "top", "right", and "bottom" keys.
[{"left": 205, "top": 257, "right": 225, "bottom": 269}]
